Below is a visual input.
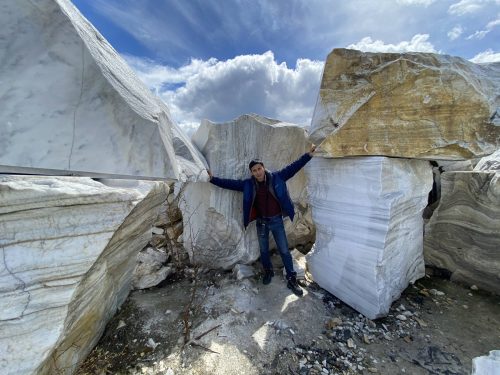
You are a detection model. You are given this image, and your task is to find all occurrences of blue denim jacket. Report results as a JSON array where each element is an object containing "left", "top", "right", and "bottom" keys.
[{"left": 210, "top": 153, "right": 312, "bottom": 227}]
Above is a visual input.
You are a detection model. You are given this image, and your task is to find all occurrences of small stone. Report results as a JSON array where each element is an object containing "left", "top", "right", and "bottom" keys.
[
  {"left": 152, "top": 227, "right": 165, "bottom": 235},
  {"left": 403, "top": 336, "right": 412, "bottom": 343},
  {"left": 116, "top": 320, "right": 126, "bottom": 329},
  {"left": 468, "top": 293, "right": 473, "bottom": 297},
  {"left": 419, "top": 289, "right": 430, "bottom": 297},
  {"left": 414, "top": 317, "right": 428, "bottom": 327},
  {"left": 363, "top": 334, "right": 371, "bottom": 344},
  {"left": 347, "top": 338, "right": 355, "bottom": 348},
  {"left": 396, "top": 314, "right": 407, "bottom": 321},
  {"left": 402, "top": 311, "right": 413, "bottom": 317},
  {"left": 463, "top": 305, "right": 469, "bottom": 309},
  {"left": 368, "top": 367, "right": 378, "bottom": 373},
  {"left": 326, "top": 317, "right": 342, "bottom": 329},
  {"left": 430, "top": 289, "right": 445, "bottom": 296},
  {"left": 470, "top": 285, "right": 479, "bottom": 291}
]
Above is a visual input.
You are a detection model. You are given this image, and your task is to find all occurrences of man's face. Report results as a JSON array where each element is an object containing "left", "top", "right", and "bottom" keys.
[{"left": 250, "top": 163, "right": 265, "bottom": 182}]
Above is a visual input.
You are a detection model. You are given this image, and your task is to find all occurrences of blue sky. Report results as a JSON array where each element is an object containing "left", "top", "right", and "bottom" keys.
[{"left": 72, "top": 0, "right": 500, "bottom": 133}]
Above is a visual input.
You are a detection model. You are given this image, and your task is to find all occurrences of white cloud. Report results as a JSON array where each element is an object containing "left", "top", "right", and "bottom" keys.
[
  {"left": 447, "top": 25, "right": 464, "bottom": 40},
  {"left": 465, "top": 14, "right": 500, "bottom": 39},
  {"left": 448, "top": 0, "right": 498, "bottom": 16},
  {"left": 396, "top": 0, "right": 436, "bottom": 6},
  {"left": 470, "top": 48, "right": 500, "bottom": 62},
  {"left": 347, "top": 34, "right": 437, "bottom": 53},
  {"left": 126, "top": 52, "right": 324, "bottom": 135}
]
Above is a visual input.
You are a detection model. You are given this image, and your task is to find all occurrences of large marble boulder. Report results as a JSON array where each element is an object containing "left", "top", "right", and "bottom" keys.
[
  {"left": 424, "top": 171, "right": 500, "bottom": 294},
  {"left": 0, "top": 0, "right": 206, "bottom": 180},
  {"left": 310, "top": 48, "right": 500, "bottom": 160},
  {"left": 0, "top": 176, "right": 167, "bottom": 375},
  {"left": 306, "top": 157, "right": 433, "bottom": 319},
  {"left": 180, "top": 114, "right": 314, "bottom": 269}
]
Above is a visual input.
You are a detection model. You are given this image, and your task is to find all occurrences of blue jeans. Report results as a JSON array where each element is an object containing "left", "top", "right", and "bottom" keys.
[{"left": 256, "top": 215, "right": 296, "bottom": 279}]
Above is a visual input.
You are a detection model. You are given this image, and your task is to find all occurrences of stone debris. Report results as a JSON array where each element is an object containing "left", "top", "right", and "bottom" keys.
[{"left": 232, "top": 264, "right": 256, "bottom": 280}]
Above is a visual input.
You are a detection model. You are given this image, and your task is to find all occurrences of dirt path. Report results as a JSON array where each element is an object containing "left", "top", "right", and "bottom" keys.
[{"left": 77, "top": 269, "right": 500, "bottom": 375}]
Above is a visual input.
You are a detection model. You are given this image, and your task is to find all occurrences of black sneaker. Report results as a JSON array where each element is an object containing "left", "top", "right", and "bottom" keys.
[
  {"left": 287, "top": 277, "right": 303, "bottom": 297},
  {"left": 262, "top": 269, "right": 274, "bottom": 285}
]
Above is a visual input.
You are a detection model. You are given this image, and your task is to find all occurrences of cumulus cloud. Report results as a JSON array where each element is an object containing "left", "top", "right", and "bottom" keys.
[
  {"left": 347, "top": 34, "right": 437, "bottom": 53},
  {"left": 396, "top": 0, "right": 436, "bottom": 6},
  {"left": 126, "top": 52, "right": 324, "bottom": 135},
  {"left": 447, "top": 25, "right": 464, "bottom": 40},
  {"left": 470, "top": 48, "right": 500, "bottom": 62}
]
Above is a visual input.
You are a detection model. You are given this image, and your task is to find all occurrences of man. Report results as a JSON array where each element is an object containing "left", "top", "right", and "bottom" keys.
[{"left": 207, "top": 145, "right": 316, "bottom": 296}]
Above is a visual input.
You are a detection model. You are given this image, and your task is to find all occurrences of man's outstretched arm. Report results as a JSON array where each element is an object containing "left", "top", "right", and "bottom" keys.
[
  {"left": 208, "top": 170, "right": 245, "bottom": 192},
  {"left": 276, "top": 144, "right": 316, "bottom": 181}
]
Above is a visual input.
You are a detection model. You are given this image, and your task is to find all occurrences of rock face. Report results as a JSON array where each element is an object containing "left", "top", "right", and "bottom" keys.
[
  {"left": 306, "top": 157, "right": 433, "bottom": 319},
  {"left": 0, "top": 176, "right": 167, "bottom": 375},
  {"left": 0, "top": 0, "right": 206, "bottom": 180},
  {"left": 180, "top": 114, "right": 314, "bottom": 269},
  {"left": 424, "top": 171, "right": 500, "bottom": 294},
  {"left": 310, "top": 48, "right": 500, "bottom": 160}
]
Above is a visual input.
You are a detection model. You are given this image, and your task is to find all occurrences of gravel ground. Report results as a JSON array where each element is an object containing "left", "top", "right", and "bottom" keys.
[{"left": 77, "top": 266, "right": 500, "bottom": 375}]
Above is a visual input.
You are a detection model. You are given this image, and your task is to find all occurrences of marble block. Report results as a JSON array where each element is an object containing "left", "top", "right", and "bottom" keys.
[
  {"left": 179, "top": 114, "right": 313, "bottom": 269},
  {"left": 0, "top": 0, "right": 206, "bottom": 180},
  {"left": 472, "top": 350, "right": 500, "bottom": 375},
  {"left": 306, "top": 157, "right": 433, "bottom": 319},
  {"left": 310, "top": 48, "right": 500, "bottom": 160},
  {"left": 424, "top": 171, "right": 500, "bottom": 294},
  {"left": 0, "top": 176, "right": 167, "bottom": 375}
]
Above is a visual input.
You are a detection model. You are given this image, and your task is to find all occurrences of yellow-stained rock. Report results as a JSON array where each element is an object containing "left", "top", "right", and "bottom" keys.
[{"left": 310, "top": 48, "right": 500, "bottom": 160}]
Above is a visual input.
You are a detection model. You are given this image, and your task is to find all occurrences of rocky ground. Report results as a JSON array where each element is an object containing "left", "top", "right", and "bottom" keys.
[{"left": 77, "top": 259, "right": 500, "bottom": 375}]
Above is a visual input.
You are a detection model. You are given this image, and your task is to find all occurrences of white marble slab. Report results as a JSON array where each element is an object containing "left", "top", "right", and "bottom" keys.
[
  {"left": 179, "top": 114, "right": 313, "bottom": 269},
  {"left": 306, "top": 157, "right": 433, "bottom": 319},
  {"left": 0, "top": 176, "right": 167, "bottom": 374},
  {"left": 0, "top": 0, "right": 206, "bottom": 180}
]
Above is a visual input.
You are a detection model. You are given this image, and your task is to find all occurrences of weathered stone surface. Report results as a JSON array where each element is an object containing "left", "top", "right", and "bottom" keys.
[
  {"left": 310, "top": 48, "right": 500, "bottom": 160},
  {"left": 132, "top": 247, "right": 172, "bottom": 290},
  {"left": 306, "top": 157, "right": 433, "bottom": 319},
  {"left": 424, "top": 171, "right": 500, "bottom": 294},
  {"left": 0, "top": 176, "right": 167, "bottom": 375},
  {"left": 180, "top": 114, "right": 313, "bottom": 269},
  {"left": 0, "top": 0, "right": 206, "bottom": 180}
]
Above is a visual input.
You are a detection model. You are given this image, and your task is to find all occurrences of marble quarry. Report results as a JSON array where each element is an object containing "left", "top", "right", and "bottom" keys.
[
  {"left": 181, "top": 114, "right": 314, "bottom": 269},
  {"left": 310, "top": 48, "right": 500, "bottom": 160},
  {"left": 0, "top": 176, "right": 167, "bottom": 375},
  {"left": 424, "top": 168, "right": 500, "bottom": 294},
  {"left": 0, "top": 0, "right": 206, "bottom": 181},
  {"left": 306, "top": 157, "right": 433, "bottom": 319}
]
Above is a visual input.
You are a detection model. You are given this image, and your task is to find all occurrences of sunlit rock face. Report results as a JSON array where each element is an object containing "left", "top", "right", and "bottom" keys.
[
  {"left": 0, "top": 0, "right": 206, "bottom": 180},
  {"left": 424, "top": 171, "right": 500, "bottom": 294},
  {"left": 310, "top": 48, "right": 500, "bottom": 160},
  {"left": 306, "top": 157, "right": 433, "bottom": 319},
  {"left": 180, "top": 114, "right": 313, "bottom": 269},
  {"left": 0, "top": 176, "right": 167, "bottom": 375}
]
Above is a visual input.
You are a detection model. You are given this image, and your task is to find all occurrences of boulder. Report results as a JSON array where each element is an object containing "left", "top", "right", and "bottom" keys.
[
  {"left": 0, "top": 0, "right": 206, "bottom": 180},
  {"left": 472, "top": 350, "right": 500, "bottom": 375},
  {"left": 310, "top": 48, "right": 500, "bottom": 160},
  {"left": 424, "top": 171, "right": 500, "bottom": 294},
  {"left": 306, "top": 157, "right": 433, "bottom": 319},
  {"left": 179, "top": 114, "right": 313, "bottom": 269},
  {"left": 132, "top": 247, "right": 172, "bottom": 290},
  {"left": 0, "top": 176, "right": 167, "bottom": 375}
]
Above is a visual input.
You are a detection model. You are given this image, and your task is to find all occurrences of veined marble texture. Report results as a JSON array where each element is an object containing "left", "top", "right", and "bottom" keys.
[
  {"left": 424, "top": 171, "right": 500, "bottom": 294},
  {"left": 310, "top": 48, "right": 500, "bottom": 160},
  {"left": 0, "top": 0, "right": 206, "bottom": 180},
  {"left": 474, "top": 149, "right": 500, "bottom": 171},
  {"left": 180, "top": 114, "right": 314, "bottom": 269},
  {"left": 306, "top": 157, "right": 433, "bottom": 319},
  {"left": 0, "top": 176, "right": 167, "bottom": 375}
]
